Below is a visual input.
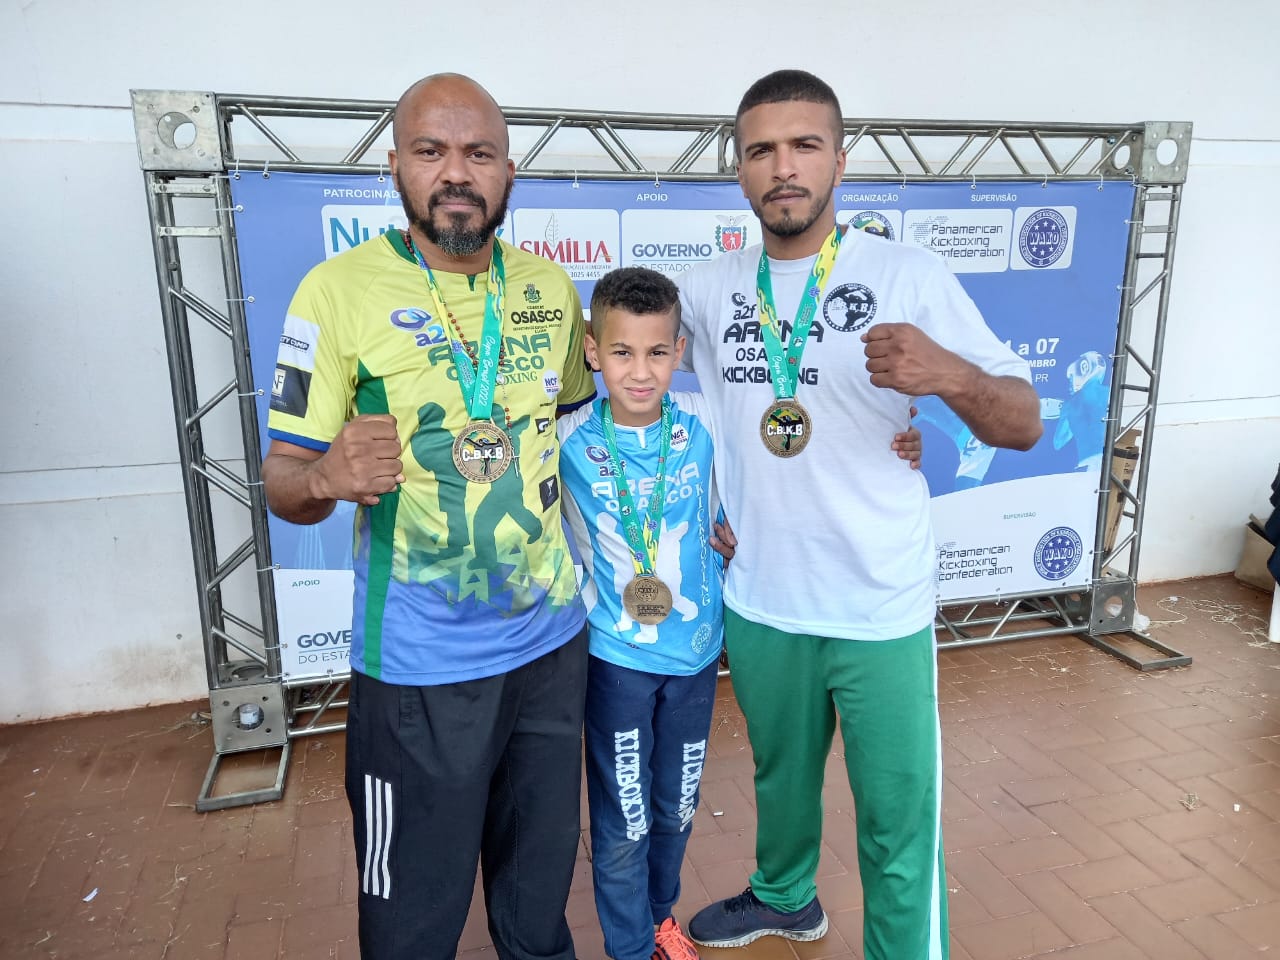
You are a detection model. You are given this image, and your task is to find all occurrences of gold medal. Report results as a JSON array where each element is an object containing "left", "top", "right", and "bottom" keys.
[
  {"left": 759, "top": 400, "right": 812, "bottom": 457},
  {"left": 452, "top": 421, "right": 513, "bottom": 483},
  {"left": 622, "top": 575, "right": 673, "bottom": 625}
]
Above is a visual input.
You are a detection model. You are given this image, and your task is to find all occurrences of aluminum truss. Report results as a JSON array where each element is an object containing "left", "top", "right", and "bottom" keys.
[{"left": 131, "top": 89, "right": 1192, "bottom": 807}]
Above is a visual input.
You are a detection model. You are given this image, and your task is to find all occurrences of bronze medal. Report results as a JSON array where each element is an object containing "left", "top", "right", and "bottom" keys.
[
  {"left": 622, "top": 575, "right": 673, "bottom": 625},
  {"left": 452, "top": 421, "right": 513, "bottom": 483},
  {"left": 759, "top": 400, "right": 812, "bottom": 457}
]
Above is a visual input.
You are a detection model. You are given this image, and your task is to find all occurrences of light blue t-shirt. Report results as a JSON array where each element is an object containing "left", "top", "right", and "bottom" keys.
[{"left": 558, "top": 391, "right": 724, "bottom": 675}]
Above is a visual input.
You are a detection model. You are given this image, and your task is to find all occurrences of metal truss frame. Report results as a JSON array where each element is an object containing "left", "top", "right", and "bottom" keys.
[{"left": 131, "top": 89, "right": 1192, "bottom": 807}]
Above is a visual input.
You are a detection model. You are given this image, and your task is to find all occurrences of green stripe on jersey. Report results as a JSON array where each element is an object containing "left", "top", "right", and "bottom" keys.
[{"left": 355, "top": 360, "right": 396, "bottom": 677}]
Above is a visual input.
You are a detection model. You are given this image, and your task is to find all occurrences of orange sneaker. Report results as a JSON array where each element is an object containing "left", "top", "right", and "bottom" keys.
[{"left": 653, "top": 917, "right": 700, "bottom": 960}]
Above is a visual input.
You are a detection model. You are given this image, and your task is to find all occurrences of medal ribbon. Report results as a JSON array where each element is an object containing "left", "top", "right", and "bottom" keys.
[
  {"left": 410, "top": 239, "right": 507, "bottom": 420},
  {"left": 755, "top": 226, "right": 843, "bottom": 400},
  {"left": 602, "top": 397, "right": 673, "bottom": 578}
]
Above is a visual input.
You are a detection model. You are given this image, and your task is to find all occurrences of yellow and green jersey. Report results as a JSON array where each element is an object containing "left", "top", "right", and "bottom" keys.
[{"left": 267, "top": 231, "right": 595, "bottom": 684}]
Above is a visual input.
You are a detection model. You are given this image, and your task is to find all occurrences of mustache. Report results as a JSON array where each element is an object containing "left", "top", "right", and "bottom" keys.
[
  {"left": 762, "top": 184, "right": 811, "bottom": 203},
  {"left": 428, "top": 185, "right": 487, "bottom": 213}
]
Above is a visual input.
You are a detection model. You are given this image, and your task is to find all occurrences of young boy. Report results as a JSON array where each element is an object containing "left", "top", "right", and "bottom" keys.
[
  {"left": 558, "top": 267, "right": 720, "bottom": 960},
  {"left": 558, "top": 267, "right": 922, "bottom": 960}
]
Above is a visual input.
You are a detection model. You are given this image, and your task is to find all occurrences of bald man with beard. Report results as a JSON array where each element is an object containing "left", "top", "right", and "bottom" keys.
[{"left": 262, "top": 74, "right": 597, "bottom": 960}]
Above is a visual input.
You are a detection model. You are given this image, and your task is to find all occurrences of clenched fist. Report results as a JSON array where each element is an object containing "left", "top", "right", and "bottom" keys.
[
  {"left": 861, "top": 323, "right": 971, "bottom": 398},
  {"left": 312, "top": 414, "right": 405, "bottom": 506}
]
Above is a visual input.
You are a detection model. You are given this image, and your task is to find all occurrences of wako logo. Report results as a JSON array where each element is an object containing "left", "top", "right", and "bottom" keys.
[
  {"left": 822, "top": 283, "right": 877, "bottom": 333},
  {"left": 1019, "top": 208, "right": 1069, "bottom": 268},
  {"left": 847, "top": 211, "right": 894, "bottom": 240},
  {"left": 1033, "top": 526, "right": 1084, "bottom": 580}
]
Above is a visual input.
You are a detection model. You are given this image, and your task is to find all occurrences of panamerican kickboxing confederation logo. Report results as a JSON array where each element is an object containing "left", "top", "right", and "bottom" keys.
[
  {"left": 822, "top": 283, "right": 877, "bottom": 333},
  {"left": 1033, "top": 526, "right": 1084, "bottom": 581},
  {"left": 1018, "top": 208, "right": 1070, "bottom": 268}
]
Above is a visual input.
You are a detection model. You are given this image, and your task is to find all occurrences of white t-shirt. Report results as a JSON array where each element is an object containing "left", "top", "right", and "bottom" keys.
[{"left": 678, "top": 229, "right": 1030, "bottom": 640}]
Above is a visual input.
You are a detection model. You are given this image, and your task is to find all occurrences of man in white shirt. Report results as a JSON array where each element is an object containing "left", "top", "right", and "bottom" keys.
[{"left": 678, "top": 69, "right": 1041, "bottom": 960}]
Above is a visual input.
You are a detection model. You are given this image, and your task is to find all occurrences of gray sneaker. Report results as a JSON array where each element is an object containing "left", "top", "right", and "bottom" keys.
[{"left": 687, "top": 887, "right": 828, "bottom": 947}]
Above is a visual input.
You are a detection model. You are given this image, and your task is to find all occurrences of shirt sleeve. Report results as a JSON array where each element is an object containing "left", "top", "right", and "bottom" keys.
[
  {"left": 668, "top": 390, "right": 713, "bottom": 443},
  {"left": 266, "top": 266, "right": 357, "bottom": 451},
  {"left": 556, "top": 283, "right": 597, "bottom": 413},
  {"left": 556, "top": 402, "right": 593, "bottom": 443},
  {"left": 915, "top": 258, "right": 1032, "bottom": 383},
  {"left": 676, "top": 272, "right": 707, "bottom": 374},
  {"left": 668, "top": 391, "right": 724, "bottom": 567}
]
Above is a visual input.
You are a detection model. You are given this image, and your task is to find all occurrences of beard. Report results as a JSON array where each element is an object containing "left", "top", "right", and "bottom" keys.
[
  {"left": 399, "top": 179, "right": 512, "bottom": 258},
  {"left": 750, "top": 174, "right": 837, "bottom": 240}
]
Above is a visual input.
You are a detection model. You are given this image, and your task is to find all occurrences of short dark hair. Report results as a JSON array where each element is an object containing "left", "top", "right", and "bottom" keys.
[
  {"left": 734, "top": 69, "right": 844, "bottom": 159},
  {"left": 589, "top": 267, "right": 681, "bottom": 339}
]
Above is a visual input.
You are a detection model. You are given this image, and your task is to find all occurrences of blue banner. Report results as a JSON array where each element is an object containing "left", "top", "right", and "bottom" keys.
[{"left": 232, "top": 172, "right": 1133, "bottom": 661}]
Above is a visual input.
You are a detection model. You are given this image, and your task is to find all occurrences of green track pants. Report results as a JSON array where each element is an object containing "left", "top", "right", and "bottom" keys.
[{"left": 725, "top": 609, "right": 948, "bottom": 960}]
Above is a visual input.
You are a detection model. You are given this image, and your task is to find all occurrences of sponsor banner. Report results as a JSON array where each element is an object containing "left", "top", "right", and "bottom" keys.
[
  {"left": 838, "top": 207, "right": 903, "bottom": 242},
  {"left": 621, "top": 209, "right": 753, "bottom": 276},
  {"left": 1011, "top": 205, "right": 1077, "bottom": 270},
  {"left": 930, "top": 473, "right": 1096, "bottom": 599},
  {"left": 231, "top": 174, "right": 1133, "bottom": 633},
  {"left": 901, "top": 208, "right": 1013, "bottom": 273},
  {"left": 320, "top": 204, "right": 408, "bottom": 260},
  {"left": 511, "top": 208, "right": 619, "bottom": 282},
  {"left": 273, "top": 568, "right": 355, "bottom": 681}
]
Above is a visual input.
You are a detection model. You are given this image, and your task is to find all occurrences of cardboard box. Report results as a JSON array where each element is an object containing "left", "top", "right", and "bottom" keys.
[
  {"left": 1103, "top": 429, "right": 1141, "bottom": 554},
  {"left": 1236, "top": 515, "right": 1278, "bottom": 592}
]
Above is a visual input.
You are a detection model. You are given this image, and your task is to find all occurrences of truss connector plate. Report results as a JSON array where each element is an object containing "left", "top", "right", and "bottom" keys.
[
  {"left": 132, "top": 90, "right": 223, "bottom": 172},
  {"left": 1136, "top": 121, "right": 1192, "bottom": 185},
  {"left": 1088, "top": 572, "right": 1136, "bottom": 635},
  {"left": 209, "top": 680, "right": 288, "bottom": 754}
]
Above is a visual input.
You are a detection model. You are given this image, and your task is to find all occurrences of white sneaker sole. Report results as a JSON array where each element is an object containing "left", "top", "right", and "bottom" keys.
[{"left": 690, "top": 913, "right": 828, "bottom": 948}]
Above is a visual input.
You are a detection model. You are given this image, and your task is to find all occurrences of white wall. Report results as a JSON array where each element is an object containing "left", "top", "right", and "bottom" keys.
[{"left": 2, "top": 0, "right": 1277, "bottom": 720}]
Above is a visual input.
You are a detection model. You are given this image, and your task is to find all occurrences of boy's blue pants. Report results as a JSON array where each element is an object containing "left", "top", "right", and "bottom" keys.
[{"left": 583, "top": 654, "right": 719, "bottom": 960}]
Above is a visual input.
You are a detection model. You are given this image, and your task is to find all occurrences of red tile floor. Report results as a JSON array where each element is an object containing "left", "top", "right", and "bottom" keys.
[{"left": 1, "top": 575, "right": 1277, "bottom": 959}]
